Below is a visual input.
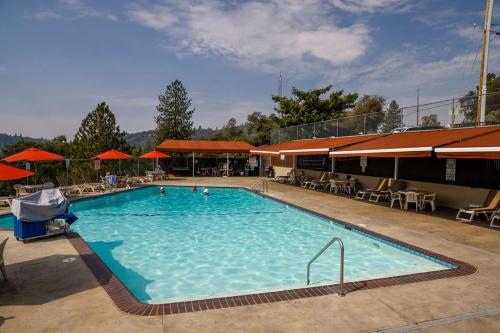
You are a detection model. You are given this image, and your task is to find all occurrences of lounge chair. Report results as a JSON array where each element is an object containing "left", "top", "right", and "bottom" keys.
[
  {"left": 490, "top": 210, "right": 500, "bottom": 228},
  {"left": 70, "top": 175, "right": 95, "bottom": 194},
  {"left": 369, "top": 179, "right": 399, "bottom": 203},
  {"left": 456, "top": 190, "right": 500, "bottom": 223},
  {"left": 0, "top": 198, "right": 12, "bottom": 208},
  {"left": 56, "top": 176, "right": 81, "bottom": 195},
  {"left": 82, "top": 175, "right": 106, "bottom": 192},
  {"left": 310, "top": 172, "right": 330, "bottom": 190},
  {"left": 13, "top": 184, "right": 29, "bottom": 197},
  {"left": 0, "top": 237, "right": 7, "bottom": 280},
  {"left": 355, "top": 178, "right": 387, "bottom": 200}
]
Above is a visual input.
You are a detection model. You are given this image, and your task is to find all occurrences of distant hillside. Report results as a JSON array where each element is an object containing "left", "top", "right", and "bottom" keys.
[
  {"left": 125, "top": 127, "right": 220, "bottom": 149},
  {"left": 0, "top": 133, "right": 47, "bottom": 149},
  {"left": 124, "top": 130, "right": 155, "bottom": 150}
]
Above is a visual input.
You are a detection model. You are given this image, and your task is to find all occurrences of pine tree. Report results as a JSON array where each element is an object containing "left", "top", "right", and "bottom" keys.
[
  {"left": 73, "top": 102, "right": 128, "bottom": 158},
  {"left": 383, "top": 100, "right": 402, "bottom": 132},
  {"left": 154, "top": 80, "right": 195, "bottom": 144}
]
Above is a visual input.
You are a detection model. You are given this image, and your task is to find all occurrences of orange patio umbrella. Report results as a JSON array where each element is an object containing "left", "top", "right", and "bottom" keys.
[
  {"left": 0, "top": 163, "right": 34, "bottom": 181},
  {"left": 94, "top": 149, "right": 132, "bottom": 174},
  {"left": 139, "top": 150, "right": 170, "bottom": 171},
  {"left": 93, "top": 149, "right": 132, "bottom": 160},
  {"left": 3, "top": 147, "right": 64, "bottom": 162},
  {"left": 139, "top": 150, "right": 170, "bottom": 159}
]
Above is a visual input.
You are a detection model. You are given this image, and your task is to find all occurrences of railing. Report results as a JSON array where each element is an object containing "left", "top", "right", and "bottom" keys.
[
  {"left": 306, "top": 236, "right": 345, "bottom": 296},
  {"left": 250, "top": 179, "right": 268, "bottom": 193},
  {"left": 270, "top": 91, "right": 500, "bottom": 143}
]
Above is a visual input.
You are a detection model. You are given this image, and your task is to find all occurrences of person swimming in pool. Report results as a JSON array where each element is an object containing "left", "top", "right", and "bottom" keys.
[
  {"left": 159, "top": 186, "right": 165, "bottom": 194},
  {"left": 203, "top": 188, "right": 209, "bottom": 196},
  {"left": 192, "top": 185, "right": 197, "bottom": 192}
]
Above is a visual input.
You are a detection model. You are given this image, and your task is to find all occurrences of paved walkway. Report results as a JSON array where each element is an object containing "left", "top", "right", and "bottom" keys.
[{"left": 1, "top": 177, "right": 499, "bottom": 332}]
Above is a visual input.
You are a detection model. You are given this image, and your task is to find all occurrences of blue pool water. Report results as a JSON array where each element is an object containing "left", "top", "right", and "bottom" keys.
[{"left": 0, "top": 186, "right": 453, "bottom": 303}]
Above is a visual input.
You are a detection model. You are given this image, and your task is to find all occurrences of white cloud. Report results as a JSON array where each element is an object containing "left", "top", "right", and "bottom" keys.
[
  {"left": 329, "top": 0, "right": 411, "bottom": 13},
  {"left": 33, "top": 9, "right": 61, "bottom": 20},
  {"left": 32, "top": 0, "right": 118, "bottom": 22},
  {"left": 455, "top": 24, "right": 500, "bottom": 47},
  {"left": 127, "top": 0, "right": 371, "bottom": 75}
]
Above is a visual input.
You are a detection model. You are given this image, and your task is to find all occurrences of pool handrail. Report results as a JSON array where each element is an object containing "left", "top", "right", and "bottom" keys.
[{"left": 306, "top": 236, "right": 344, "bottom": 296}]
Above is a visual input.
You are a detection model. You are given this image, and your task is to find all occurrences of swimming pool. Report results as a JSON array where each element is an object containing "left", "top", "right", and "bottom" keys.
[{"left": 0, "top": 186, "right": 457, "bottom": 304}]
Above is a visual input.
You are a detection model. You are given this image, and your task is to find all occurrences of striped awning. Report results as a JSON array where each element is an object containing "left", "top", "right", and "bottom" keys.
[
  {"left": 329, "top": 126, "right": 500, "bottom": 158},
  {"left": 435, "top": 129, "right": 500, "bottom": 159}
]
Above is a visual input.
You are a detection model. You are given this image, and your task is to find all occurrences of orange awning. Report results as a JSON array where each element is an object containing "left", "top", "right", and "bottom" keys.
[
  {"left": 435, "top": 129, "right": 500, "bottom": 159},
  {"left": 329, "top": 126, "right": 500, "bottom": 158},
  {"left": 250, "top": 140, "right": 309, "bottom": 156},
  {"left": 0, "top": 163, "right": 34, "bottom": 180},
  {"left": 279, "top": 134, "right": 384, "bottom": 155},
  {"left": 3, "top": 147, "right": 64, "bottom": 162},
  {"left": 139, "top": 150, "right": 171, "bottom": 159},
  {"left": 94, "top": 149, "right": 132, "bottom": 160},
  {"left": 157, "top": 140, "right": 255, "bottom": 154}
]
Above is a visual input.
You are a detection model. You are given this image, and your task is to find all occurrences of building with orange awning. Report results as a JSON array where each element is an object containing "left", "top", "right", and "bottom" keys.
[{"left": 156, "top": 139, "right": 256, "bottom": 176}]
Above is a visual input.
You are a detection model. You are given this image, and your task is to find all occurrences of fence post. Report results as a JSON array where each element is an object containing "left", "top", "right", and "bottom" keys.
[
  {"left": 296, "top": 125, "right": 299, "bottom": 140},
  {"left": 363, "top": 114, "right": 367, "bottom": 134},
  {"left": 278, "top": 129, "right": 281, "bottom": 144},
  {"left": 313, "top": 122, "right": 316, "bottom": 138},
  {"left": 336, "top": 119, "right": 339, "bottom": 137}
]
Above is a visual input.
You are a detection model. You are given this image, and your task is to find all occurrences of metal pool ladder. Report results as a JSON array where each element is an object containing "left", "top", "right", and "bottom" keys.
[
  {"left": 306, "top": 236, "right": 345, "bottom": 296},
  {"left": 250, "top": 179, "right": 268, "bottom": 193}
]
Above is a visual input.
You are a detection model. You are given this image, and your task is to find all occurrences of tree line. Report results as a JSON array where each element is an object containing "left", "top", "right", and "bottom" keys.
[{"left": 3, "top": 74, "right": 500, "bottom": 162}]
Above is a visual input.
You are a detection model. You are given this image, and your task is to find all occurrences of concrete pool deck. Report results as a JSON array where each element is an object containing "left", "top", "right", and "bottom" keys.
[{"left": 1, "top": 177, "right": 500, "bottom": 332}]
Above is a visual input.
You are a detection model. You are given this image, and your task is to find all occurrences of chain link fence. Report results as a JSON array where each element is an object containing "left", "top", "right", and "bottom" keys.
[{"left": 270, "top": 91, "right": 500, "bottom": 144}]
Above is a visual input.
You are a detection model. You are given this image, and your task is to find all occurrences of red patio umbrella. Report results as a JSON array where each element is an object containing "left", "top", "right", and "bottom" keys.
[
  {"left": 93, "top": 149, "right": 132, "bottom": 160},
  {"left": 94, "top": 149, "right": 132, "bottom": 174},
  {"left": 0, "top": 163, "right": 34, "bottom": 181},
  {"left": 3, "top": 147, "right": 64, "bottom": 162},
  {"left": 139, "top": 150, "right": 170, "bottom": 159},
  {"left": 139, "top": 150, "right": 170, "bottom": 171}
]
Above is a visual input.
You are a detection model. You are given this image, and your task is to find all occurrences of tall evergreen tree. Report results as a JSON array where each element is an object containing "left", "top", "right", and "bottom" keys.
[
  {"left": 383, "top": 100, "right": 402, "bottom": 132},
  {"left": 272, "top": 85, "right": 358, "bottom": 126},
  {"left": 154, "top": 80, "right": 195, "bottom": 144},
  {"left": 73, "top": 102, "right": 128, "bottom": 158}
]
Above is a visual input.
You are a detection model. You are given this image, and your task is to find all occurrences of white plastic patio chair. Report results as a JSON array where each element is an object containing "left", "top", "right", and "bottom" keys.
[
  {"left": 390, "top": 190, "right": 404, "bottom": 209},
  {"left": 403, "top": 192, "right": 421, "bottom": 211},
  {"left": 421, "top": 193, "right": 437, "bottom": 212}
]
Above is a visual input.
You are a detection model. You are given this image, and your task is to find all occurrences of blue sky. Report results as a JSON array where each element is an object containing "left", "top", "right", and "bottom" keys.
[{"left": 0, "top": 0, "right": 499, "bottom": 138}]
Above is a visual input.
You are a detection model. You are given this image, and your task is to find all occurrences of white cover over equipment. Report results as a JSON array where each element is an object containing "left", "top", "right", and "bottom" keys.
[{"left": 11, "top": 189, "right": 69, "bottom": 222}]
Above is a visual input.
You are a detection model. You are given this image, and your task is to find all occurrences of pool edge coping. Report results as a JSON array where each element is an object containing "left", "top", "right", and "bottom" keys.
[{"left": 61, "top": 185, "right": 476, "bottom": 316}]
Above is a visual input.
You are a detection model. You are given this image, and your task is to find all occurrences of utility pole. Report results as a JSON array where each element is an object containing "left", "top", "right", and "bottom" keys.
[
  {"left": 416, "top": 87, "right": 420, "bottom": 126},
  {"left": 477, "top": 0, "right": 494, "bottom": 123},
  {"left": 278, "top": 72, "right": 283, "bottom": 98}
]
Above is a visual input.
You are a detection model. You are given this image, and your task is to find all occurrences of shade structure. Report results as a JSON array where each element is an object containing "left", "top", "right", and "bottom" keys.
[
  {"left": 435, "top": 128, "right": 500, "bottom": 159},
  {"left": 250, "top": 141, "right": 302, "bottom": 156},
  {"left": 0, "top": 163, "right": 34, "bottom": 181},
  {"left": 279, "top": 134, "right": 384, "bottom": 156},
  {"left": 329, "top": 126, "right": 500, "bottom": 158},
  {"left": 157, "top": 140, "right": 255, "bottom": 154},
  {"left": 94, "top": 149, "right": 132, "bottom": 160},
  {"left": 3, "top": 147, "right": 64, "bottom": 162},
  {"left": 139, "top": 150, "right": 171, "bottom": 159}
]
